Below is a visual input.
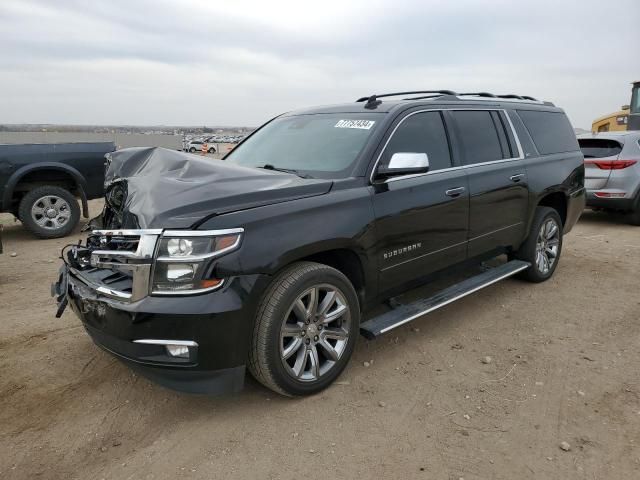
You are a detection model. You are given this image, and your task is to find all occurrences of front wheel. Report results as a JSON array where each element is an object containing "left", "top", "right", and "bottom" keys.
[
  {"left": 248, "top": 262, "right": 359, "bottom": 396},
  {"left": 514, "top": 207, "right": 563, "bottom": 283}
]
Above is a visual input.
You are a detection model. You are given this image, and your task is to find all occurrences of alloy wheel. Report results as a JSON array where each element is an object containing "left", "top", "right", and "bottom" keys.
[
  {"left": 535, "top": 218, "right": 560, "bottom": 274},
  {"left": 279, "top": 284, "right": 351, "bottom": 382}
]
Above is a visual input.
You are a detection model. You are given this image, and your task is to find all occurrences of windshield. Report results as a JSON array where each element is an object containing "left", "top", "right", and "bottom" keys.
[{"left": 224, "top": 113, "right": 383, "bottom": 178}]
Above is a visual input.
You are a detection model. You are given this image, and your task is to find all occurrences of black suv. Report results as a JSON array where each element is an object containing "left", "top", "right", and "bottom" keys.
[{"left": 53, "top": 91, "right": 585, "bottom": 396}]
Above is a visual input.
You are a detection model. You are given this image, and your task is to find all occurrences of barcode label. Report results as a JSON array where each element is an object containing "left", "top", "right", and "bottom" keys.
[{"left": 334, "top": 120, "right": 375, "bottom": 130}]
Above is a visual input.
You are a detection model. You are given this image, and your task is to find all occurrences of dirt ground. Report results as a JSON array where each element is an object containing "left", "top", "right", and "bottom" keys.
[{"left": 1, "top": 200, "right": 639, "bottom": 480}]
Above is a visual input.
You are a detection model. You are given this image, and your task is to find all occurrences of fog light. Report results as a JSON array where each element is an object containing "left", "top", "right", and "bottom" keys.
[{"left": 166, "top": 344, "right": 190, "bottom": 358}]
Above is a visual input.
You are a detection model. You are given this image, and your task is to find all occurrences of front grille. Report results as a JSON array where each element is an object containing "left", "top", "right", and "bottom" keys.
[{"left": 71, "top": 229, "right": 162, "bottom": 302}]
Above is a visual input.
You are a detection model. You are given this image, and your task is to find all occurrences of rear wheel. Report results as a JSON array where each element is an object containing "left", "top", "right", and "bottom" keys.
[
  {"left": 248, "top": 262, "right": 359, "bottom": 396},
  {"left": 514, "top": 207, "right": 563, "bottom": 283},
  {"left": 18, "top": 185, "right": 80, "bottom": 239},
  {"left": 628, "top": 211, "right": 640, "bottom": 226},
  {"left": 208, "top": 147, "right": 216, "bottom": 154},
  {"left": 627, "top": 194, "right": 640, "bottom": 226},
  {"left": 189, "top": 147, "right": 196, "bottom": 153}
]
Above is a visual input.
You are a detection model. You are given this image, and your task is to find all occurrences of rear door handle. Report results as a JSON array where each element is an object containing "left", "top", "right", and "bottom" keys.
[
  {"left": 445, "top": 187, "right": 466, "bottom": 197},
  {"left": 509, "top": 173, "right": 525, "bottom": 182}
]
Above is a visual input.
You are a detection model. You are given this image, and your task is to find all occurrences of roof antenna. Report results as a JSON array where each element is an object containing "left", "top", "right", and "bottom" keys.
[{"left": 364, "top": 94, "right": 382, "bottom": 109}]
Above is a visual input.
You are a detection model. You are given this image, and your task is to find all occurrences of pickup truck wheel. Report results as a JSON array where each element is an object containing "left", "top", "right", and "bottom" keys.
[
  {"left": 18, "top": 186, "right": 80, "bottom": 239},
  {"left": 248, "top": 262, "right": 359, "bottom": 396},
  {"left": 515, "top": 206, "right": 563, "bottom": 283},
  {"left": 189, "top": 147, "right": 196, "bottom": 153}
]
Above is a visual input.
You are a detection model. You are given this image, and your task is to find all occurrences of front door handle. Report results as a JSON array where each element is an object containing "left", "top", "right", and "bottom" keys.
[
  {"left": 445, "top": 187, "right": 466, "bottom": 197},
  {"left": 509, "top": 173, "right": 525, "bottom": 182}
]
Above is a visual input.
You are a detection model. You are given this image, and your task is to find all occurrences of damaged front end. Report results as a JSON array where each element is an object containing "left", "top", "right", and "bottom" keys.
[
  {"left": 51, "top": 226, "right": 253, "bottom": 394},
  {"left": 88, "top": 146, "right": 332, "bottom": 231},
  {"left": 55, "top": 226, "right": 243, "bottom": 315},
  {"left": 57, "top": 229, "right": 162, "bottom": 309},
  {"left": 50, "top": 146, "right": 328, "bottom": 393},
  {"left": 88, "top": 179, "right": 137, "bottom": 230}
]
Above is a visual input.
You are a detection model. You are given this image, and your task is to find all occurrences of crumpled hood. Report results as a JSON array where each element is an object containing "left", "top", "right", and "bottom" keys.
[{"left": 97, "top": 147, "right": 333, "bottom": 229}]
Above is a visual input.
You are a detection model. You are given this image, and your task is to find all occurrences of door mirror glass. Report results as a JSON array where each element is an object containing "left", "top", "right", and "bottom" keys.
[{"left": 377, "top": 153, "right": 429, "bottom": 177}]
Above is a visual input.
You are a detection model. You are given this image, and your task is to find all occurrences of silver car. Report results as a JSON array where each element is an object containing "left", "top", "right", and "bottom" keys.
[{"left": 578, "top": 131, "right": 640, "bottom": 225}]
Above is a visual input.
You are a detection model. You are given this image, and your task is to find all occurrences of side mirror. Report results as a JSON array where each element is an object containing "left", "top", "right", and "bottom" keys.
[{"left": 377, "top": 152, "right": 429, "bottom": 178}]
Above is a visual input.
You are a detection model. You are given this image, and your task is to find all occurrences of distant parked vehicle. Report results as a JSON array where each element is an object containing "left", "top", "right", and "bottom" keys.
[
  {"left": 185, "top": 139, "right": 203, "bottom": 153},
  {"left": 0, "top": 142, "right": 115, "bottom": 238},
  {"left": 185, "top": 139, "right": 216, "bottom": 153},
  {"left": 578, "top": 131, "right": 640, "bottom": 225}
]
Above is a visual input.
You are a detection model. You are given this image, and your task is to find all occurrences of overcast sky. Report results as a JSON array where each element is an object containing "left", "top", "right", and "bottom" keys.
[{"left": 1, "top": 0, "right": 638, "bottom": 128}]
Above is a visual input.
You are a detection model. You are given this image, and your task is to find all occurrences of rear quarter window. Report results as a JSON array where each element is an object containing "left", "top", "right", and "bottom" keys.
[
  {"left": 577, "top": 138, "right": 623, "bottom": 158},
  {"left": 517, "top": 110, "right": 579, "bottom": 155}
]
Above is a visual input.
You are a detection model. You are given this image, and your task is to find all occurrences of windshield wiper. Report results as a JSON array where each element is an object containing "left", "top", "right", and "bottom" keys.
[{"left": 259, "top": 164, "right": 312, "bottom": 179}]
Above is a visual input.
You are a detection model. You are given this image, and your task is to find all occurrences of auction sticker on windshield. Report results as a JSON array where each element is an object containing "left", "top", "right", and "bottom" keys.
[{"left": 334, "top": 119, "right": 375, "bottom": 130}]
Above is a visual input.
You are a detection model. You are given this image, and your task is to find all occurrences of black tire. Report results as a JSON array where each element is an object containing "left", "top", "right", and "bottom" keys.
[
  {"left": 189, "top": 147, "right": 196, "bottom": 153},
  {"left": 208, "top": 147, "right": 216, "bottom": 154},
  {"left": 628, "top": 210, "right": 640, "bottom": 226},
  {"left": 248, "top": 261, "right": 360, "bottom": 396},
  {"left": 18, "top": 186, "right": 80, "bottom": 239},
  {"left": 514, "top": 207, "right": 563, "bottom": 283},
  {"left": 627, "top": 194, "right": 640, "bottom": 226}
]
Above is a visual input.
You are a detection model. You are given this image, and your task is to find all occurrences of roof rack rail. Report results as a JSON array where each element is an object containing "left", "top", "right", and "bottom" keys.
[
  {"left": 356, "top": 90, "right": 458, "bottom": 103},
  {"left": 458, "top": 92, "right": 497, "bottom": 98},
  {"left": 402, "top": 94, "right": 454, "bottom": 101},
  {"left": 459, "top": 92, "right": 539, "bottom": 101},
  {"left": 356, "top": 90, "right": 457, "bottom": 108},
  {"left": 355, "top": 90, "right": 549, "bottom": 108},
  {"left": 497, "top": 94, "right": 525, "bottom": 99}
]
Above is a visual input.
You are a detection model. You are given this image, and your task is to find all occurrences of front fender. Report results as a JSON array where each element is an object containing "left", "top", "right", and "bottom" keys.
[
  {"left": 2, "top": 163, "right": 89, "bottom": 216},
  {"left": 200, "top": 186, "right": 378, "bottom": 296}
]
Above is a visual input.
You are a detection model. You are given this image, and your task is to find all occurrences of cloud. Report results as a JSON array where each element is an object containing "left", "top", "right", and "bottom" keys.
[{"left": 0, "top": 0, "right": 638, "bottom": 127}]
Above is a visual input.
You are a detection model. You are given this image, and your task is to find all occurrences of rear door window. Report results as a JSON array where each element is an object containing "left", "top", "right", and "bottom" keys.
[
  {"left": 517, "top": 110, "right": 579, "bottom": 155},
  {"left": 452, "top": 110, "right": 505, "bottom": 164},
  {"left": 577, "top": 138, "right": 623, "bottom": 158}
]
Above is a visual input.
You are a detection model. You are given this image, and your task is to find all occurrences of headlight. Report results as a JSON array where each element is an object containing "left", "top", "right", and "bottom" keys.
[
  {"left": 151, "top": 229, "right": 243, "bottom": 294},
  {"left": 167, "top": 238, "right": 194, "bottom": 256}
]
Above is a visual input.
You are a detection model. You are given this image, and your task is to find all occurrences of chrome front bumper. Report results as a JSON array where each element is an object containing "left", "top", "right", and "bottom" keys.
[{"left": 77, "top": 229, "right": 163, "bottom": 302}]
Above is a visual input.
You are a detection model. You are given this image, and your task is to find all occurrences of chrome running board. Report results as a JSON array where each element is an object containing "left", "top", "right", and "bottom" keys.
[{"left": 360, "top": 260, "right": 530, "bottom": 339}]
